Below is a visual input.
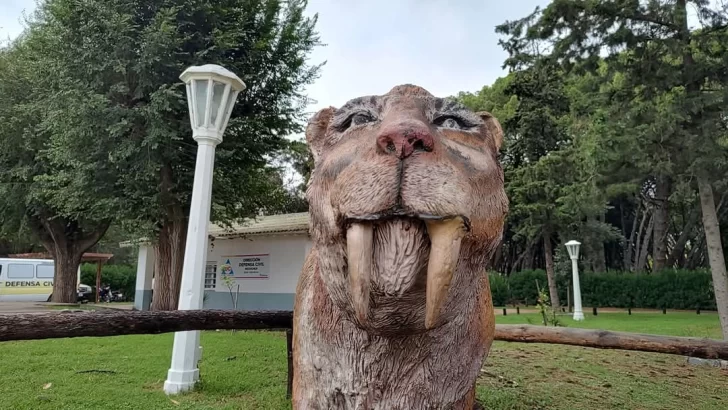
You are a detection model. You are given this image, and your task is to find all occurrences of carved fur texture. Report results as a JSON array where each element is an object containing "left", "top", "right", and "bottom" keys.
[{"left": 293, "top": 84, "right": 508, "bottom": 409}]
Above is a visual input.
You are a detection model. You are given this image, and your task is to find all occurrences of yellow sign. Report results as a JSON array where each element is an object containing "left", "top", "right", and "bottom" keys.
[{"left": 0, "top": 281, "right": 53, "bottom": 295}]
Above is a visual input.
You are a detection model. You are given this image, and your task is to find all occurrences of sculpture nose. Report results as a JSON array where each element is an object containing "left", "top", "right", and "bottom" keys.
[{"left": 376, "top": 122, "right": 434, "bottom": 159}]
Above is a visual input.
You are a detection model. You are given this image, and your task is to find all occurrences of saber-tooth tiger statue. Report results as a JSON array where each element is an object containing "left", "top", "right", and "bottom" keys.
[{"left": 292, "top": 84, "right": 508, "bottom": 409}]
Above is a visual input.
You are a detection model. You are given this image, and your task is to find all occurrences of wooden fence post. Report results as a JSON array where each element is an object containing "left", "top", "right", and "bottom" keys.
[
  {"left": 95, "top": 262, "right": 103, "bottom": 303},
  {"left": 286, "top": 328, "right": 293, "bottom": 400}
]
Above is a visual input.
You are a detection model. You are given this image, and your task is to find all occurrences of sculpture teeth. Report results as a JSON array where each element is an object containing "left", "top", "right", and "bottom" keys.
[
  {"left": 347, "top": 223, "right": 373, "bottom": 323},
  {"left": 424, "top": 217, "right": 466, "bottom": 330}
]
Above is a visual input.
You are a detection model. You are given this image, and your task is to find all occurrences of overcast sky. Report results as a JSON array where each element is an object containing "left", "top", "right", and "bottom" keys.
[
  {"left": 299, "top": 0, "right": 549, "bottom": 112},
  {"left": 2, "top": 0, "right": 549, "bottom": 113}
]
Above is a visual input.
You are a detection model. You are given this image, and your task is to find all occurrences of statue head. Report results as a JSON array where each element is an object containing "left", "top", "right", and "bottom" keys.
[{"left": 305, "top": 84, "right": 508, "bottom": 336}]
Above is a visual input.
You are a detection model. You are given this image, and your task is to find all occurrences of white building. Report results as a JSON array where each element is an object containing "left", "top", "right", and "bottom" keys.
[{"left": 130, "top": 212, "right": 311, "bottom": 311}]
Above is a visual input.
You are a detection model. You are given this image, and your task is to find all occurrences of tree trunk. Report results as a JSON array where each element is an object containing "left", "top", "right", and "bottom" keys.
[
  {"left": 51, "top": 250, "right": 84, "bottom": 302},
  {"left": 624, "top": 203, "right": 641, "bottom": 270},
  {"left": 150, "top": 162, "right": 189, "bottom": 311},
  {"left": 667, "top": 206, "right": 699, "bottom": 268},
  {"left": 686, "top": 234, "right": 706, "bottom": 270},
  {"left": 632, "top": 203, "right": 651, "bottom": 271},
  {"left": 594, "top": 214, "right": 607, "bottom": 273},
  {"left": 619, "top": 202, "right": 628, "bottom": 270},
  {"left": 29, "top": 214, "right": 110, "bottom": 303},
  {"left": 490, "top": 242, "right": 503, "bottom": 272},
  {"left": 636, "top": 215, "right": 654, "bottom": 272},
  {"left": 150, "top": 218, "right": 187, "bottom": 311},
  {"left": 512, "top": 240, "right": 534, "bottom": 272},
  {"left": 523, "top": 242, "right": 536, "bottom": 270},
  {"left": 697, "top": 177, "right": 728, "bottom": 340},
  {"left": 652, "top": 175, "right": 671, "bottom": 271},
  {"left": 543, "top": 228, "right": 560, "bottom": 309}
]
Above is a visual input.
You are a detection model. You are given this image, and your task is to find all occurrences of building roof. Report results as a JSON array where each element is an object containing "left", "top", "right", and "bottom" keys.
[
  {"left": 119, "top": 213, "right": 311, "bottom": 247},
  {"left": 208, "top": 212, "right": 310, "bottom": 239},
  {"left": 8, "top": 252, "right": 114, "bottom": 262}
]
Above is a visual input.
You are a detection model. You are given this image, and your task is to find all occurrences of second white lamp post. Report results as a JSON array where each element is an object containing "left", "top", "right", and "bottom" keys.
[
  {"left": 164, "top": 64, "right": 246, "bottom": 395},
  {"left": 565, "top": 240, "right": 585, "bottom": 321}
]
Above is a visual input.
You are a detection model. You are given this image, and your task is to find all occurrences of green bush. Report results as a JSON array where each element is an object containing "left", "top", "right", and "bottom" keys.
[
  {"left": 490, "top": 269, "right": 716, "bottom": 310},
  {"left": 80, "top": 263, "right": 136, "bottom": 301},
  {"left": 488, "top": 273, "right": 510, "bottom": 306}
]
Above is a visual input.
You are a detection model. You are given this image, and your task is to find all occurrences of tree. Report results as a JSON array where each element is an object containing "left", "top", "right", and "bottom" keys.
[
  {"left": 0, "top": 30, "right": 115, "bottom": 302},
  {"left": 502, "top": 59, "right": 573, "bottom": 309},
  {"left": 498, "top": 0, "right": 728, "bottom": 338},
  {"left": 265, "top": 138, "right": 314, "bottom": 213},
  {"left": 1, "top": 0, "right": 323, "bottom": 309}
]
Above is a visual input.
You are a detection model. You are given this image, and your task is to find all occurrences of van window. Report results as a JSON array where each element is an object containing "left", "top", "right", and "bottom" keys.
[
  {"left": 37, "top": 264, "right": 54, "bottom": 279},
  {"left": 8, "top": 264, "right": 34, "bottom": 279}
]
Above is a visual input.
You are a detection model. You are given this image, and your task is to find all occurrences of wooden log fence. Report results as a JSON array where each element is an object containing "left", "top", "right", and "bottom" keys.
[
  {"left": 0, "top": 310, "right": 294, "bottom": 341},
  {"left": 495, "top": 325, "right": 728, "bottom": 360},
  {"left": 1, "top": 309, "right": 727, "bottom": 398},
  {"left": 1, "top": 310, "right": 726, "bottom": 360}
]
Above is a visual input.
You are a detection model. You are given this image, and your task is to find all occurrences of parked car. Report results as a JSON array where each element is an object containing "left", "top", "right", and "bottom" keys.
[{"left": 77, "top": 284, "right": 93, "bottom": 303}]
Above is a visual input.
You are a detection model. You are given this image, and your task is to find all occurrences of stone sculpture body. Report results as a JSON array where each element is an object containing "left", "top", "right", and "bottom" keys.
[{"left": 292, "top": 85, "right": 508, "bottom": 409}]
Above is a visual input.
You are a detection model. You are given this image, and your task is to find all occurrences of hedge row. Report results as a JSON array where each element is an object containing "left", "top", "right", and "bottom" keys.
[
  {"left": 489, "top": 269, "right": 716, "bottom": 310},
  {"left": 76, "top": 263, "right": 716, "bottom": 309},
  {"left": 80, "top": 263, "right": 136, "bottom": 300}
]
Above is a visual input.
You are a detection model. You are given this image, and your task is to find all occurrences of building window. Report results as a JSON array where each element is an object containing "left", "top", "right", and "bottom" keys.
[
  {"left": 204, "top": 263, "right": 217, "bottom": 289},
  {"left": 36, "top": 264, "right": 54, "bottom": 279},
  {"left": 8, "top": 264, "right": 34, "bottom": 279}
]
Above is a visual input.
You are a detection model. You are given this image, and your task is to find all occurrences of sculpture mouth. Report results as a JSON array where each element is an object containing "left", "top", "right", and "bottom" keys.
[
  {"left": 343, "top": 210, "right": 469, "bottom": 330},
  {"left": 344, "top": 210, "right": 471, "bottom": 231}
]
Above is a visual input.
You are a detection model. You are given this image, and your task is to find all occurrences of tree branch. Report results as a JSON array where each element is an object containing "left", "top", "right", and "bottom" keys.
[
  {"left": 625, "top": 12, "right": 677, "bottom": 30},
  {"left": 595, "top": 3, "right": 679, "bottom": 30},
  {"left": 76, "top": 219, "right": 112, "bottom": 252},
  {"left": 26, "top": 212, "right": 60, "bottom": 255}
]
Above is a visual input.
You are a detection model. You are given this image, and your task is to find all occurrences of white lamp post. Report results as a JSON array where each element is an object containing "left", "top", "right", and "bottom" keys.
[
  {"left": 565, "top": 240, "right": 584, "bottom": 321},
  {"left": 164, "top": 64, "right": 245, "bottom": 395}
]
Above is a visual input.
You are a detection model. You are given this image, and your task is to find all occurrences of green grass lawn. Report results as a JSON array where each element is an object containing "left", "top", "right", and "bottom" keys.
[
  {"left": 0, "top": 312, "right": 724, "bottom": 410},
  {"left": 497, "top": 311, "right": 723, "bottom": 339},
  {"left": 480, "top": 312, "right": 725, "bottom": 410}
]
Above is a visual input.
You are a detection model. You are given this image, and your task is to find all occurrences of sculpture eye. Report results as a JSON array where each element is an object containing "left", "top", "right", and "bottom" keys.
[
  {"left": 351, "top": 112, "right": 375, "bottom": 126},
  {"left": 335, "top": 111, "right": 377, "bottom": 132},
  {"left": 433, "top": 114, "right": 476, "bottom": 130},
  {"left": 441, "top": 118, "right": 460, "bottom": 129}
]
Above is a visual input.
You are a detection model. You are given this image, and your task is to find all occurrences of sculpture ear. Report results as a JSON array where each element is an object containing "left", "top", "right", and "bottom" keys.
[
  {"left": 476, "top": 111, "right": 503, "bottom": 151},
  {"left": 306, "top": 107, "right": 336, "bottom": 163}
]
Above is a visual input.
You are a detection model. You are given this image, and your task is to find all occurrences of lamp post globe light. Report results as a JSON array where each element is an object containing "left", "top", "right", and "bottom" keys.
[
  {"left": 163, "top": 64, "right": 246, "bottom": 395},
  {"left": 565, "top": 240, "right": 584, "bottom": 321}
]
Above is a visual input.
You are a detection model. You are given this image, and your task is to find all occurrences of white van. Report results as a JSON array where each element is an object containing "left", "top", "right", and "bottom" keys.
[{"left": 0, "top": 258, "right": 81, "bottom": 302}]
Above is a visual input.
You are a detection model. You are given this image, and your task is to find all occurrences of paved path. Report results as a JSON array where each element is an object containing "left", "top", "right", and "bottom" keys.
[
  {"left": 0, "top": 301, "right": 133, "bottom": 314},
  {"left": 0, "top": 302, "right": 57, "bottom": 314},
  {"left": 86, "top": 303, "right": 133, "bottom": 311}
]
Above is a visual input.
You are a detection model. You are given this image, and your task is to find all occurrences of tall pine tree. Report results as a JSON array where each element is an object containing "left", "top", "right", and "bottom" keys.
[{"left": 498, "top": 0, "right": 728, "bottom": 339}]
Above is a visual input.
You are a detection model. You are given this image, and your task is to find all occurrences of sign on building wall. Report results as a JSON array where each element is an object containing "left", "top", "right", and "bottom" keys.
[{"left": 219, "top": 254, "right": 270, "bottom": 279}]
